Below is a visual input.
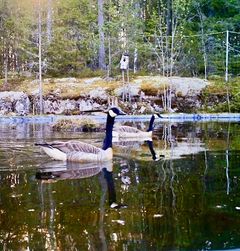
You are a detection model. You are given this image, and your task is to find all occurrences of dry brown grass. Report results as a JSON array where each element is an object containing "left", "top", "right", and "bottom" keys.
[
  {"left": 52, "top": 117, "right": 101, "bottom": 132},
  {"left": 14, "top": 78, "right": 122, "bottom": 99},
  {"left": 141, "top": 81, "right": 169, "bottom": 96},
  {"left": 2, "top": 76, "right": 205, "bottom": 100}
]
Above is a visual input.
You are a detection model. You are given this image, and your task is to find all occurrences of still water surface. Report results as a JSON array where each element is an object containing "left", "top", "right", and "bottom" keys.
[{"left": 0, "top": 122, "right": 240, "bottom": 250}]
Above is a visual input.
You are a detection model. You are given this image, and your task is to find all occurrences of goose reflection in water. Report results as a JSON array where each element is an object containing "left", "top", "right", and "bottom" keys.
[
  {"left": 35, "top": 161, "right": 127, "bottom": 209},
  {"left": 35, "top": 161, "right": 127, "bottom": 251},
  {"left": 114, "top": 138, "right": 165, "bottom": 162}
]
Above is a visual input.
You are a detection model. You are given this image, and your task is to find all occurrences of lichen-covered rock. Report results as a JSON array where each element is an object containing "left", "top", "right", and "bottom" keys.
[
  {"left": 44, "top": 99, "right": 78, "bottom": 114},
  {"left": 83, "top": 77, "right": 102, "bottom": 85},
  {"left": 0, "top": 91, "right": 30, "bottom": 115},
  {"left": 55, "top": 77, "right": 77, "bottom": 83},
  {"left": 78, "top": 99, "right": 102, "bottom": 112},
  {"left": 114, "top": 84, "right": 140, "bottom": 97},
  {"left": 171, "top": 77, "right": 208, "bottom": 96},
  {"left": 89, "top": 87, "right": 108, "bottom": 100}
]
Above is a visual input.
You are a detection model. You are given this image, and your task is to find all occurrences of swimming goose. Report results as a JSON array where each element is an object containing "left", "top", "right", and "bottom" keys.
[
  {"left": 113, "top": 113, "right": 162, "bottom": 139},
  {"left": 35, "top": 107, "right": 126, "bottom": 162}
]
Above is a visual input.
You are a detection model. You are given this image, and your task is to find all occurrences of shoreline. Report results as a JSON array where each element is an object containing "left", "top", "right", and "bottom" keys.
[{"left": 1, "top": 113, "right": 240, "bottom": 124}]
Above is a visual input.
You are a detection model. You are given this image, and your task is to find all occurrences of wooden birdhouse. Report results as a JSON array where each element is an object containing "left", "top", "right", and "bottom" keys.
[{"left": 120, "top": 54, "right": 129, "bottom": 70}]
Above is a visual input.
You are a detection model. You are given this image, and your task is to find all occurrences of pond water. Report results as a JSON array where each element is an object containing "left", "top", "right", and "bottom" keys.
[{"left": 1, "top": 121, "right": 240, "bottom": 250}]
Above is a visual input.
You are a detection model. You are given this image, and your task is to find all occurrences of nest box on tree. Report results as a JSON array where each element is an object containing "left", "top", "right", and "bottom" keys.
[{"left": 120, "top": 53, "right": 129, "bottom": 70}]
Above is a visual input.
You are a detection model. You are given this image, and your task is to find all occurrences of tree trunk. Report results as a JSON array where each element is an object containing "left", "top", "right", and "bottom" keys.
[
  {"left": 98, "top": 0, "right": 106, "bottom": 70},
  {"left": 3, "top": 39, "right": 8, "bottom": 89},
  {"left": 38, "top": 0, "right": 43, "bottom": 115},
  {"left": 4, "top": 54, "right": 8, "bottom": 88},
  {"left": 166, "top": 0, "right": 172, "bottom": 36},
  {"left": 133, "top": 48, "right": 138, "bottom": 73},
  {"left": 197, "top": 5, "right": 207, "bottom": 80},
  {"left": 47, "top": 0, "right": 53, "bottom": 44},
  {"left": 107, "top": 34, "right": 111, "bottom": 77}
]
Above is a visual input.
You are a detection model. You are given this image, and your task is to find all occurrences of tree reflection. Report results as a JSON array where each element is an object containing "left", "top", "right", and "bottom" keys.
[
  {"left": 35, "top": 160, "right": 127, "bottom": 250},
  {"left": 1, "top": 122, "right": 240, "bottom": 250}
]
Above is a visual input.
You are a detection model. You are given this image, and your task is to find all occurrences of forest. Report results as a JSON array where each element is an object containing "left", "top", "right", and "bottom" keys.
[{"left": 1, "top": 0, "right": 240, "bottom": 80}]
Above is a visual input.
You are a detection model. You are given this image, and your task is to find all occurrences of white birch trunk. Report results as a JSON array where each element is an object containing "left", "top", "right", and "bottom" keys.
[
  {"left": 4, "top": 55, "right": 8, "bottom": 87},
  {"left": 98, "top": 0, "right": 106, "bottom": 69},
  {"left": 133, "top": 48, "right": 138, "bottom": 74},
  {"left": 107, "top": 34, "right": 111, "bottom": 77},
  {"left": 46, "top": 0, "right": 53, "bottom": 44},
  {"left": 38, "top": 0, "right": 43, "bottom": 115},
  {"left": 197, "top": 6, "right": 207, "bottom": 80}
]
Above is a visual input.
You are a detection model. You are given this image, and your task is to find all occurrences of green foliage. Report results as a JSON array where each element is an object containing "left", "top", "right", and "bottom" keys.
[
  {"left": 0, "top": 0, "right": 240, "bottom": 79},
  {"left": 202, "top": 77, "right": 240, "bottom": 112},
  {"left": 46, "top": 0, "right": 98, "bottom": 76}
]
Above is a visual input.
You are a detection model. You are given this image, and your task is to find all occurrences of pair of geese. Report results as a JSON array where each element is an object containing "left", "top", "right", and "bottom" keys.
[{"left": 36, "top": 107, "right": 162, "bottom": 162}]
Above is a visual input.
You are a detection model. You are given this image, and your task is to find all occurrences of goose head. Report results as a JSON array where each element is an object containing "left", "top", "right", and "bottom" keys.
[
  {"left": 154, "top": 113, "right": 163, "bottom": 119},
  {"left": 102, "top": 107, "right": 126, "bottom": 150},
  {"left": 107, "top": 107, "right": 126, "bottom": 117}
]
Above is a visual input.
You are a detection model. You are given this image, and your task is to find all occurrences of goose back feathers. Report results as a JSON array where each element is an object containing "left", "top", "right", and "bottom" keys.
[{"left": 114, "top": 113, "right": 162, "bottom": 138}]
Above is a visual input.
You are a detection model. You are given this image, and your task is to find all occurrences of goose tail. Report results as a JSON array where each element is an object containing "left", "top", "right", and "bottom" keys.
[
  {"left": 35, "top": 143, "right": 53, "bottom": 148},
  {"left": 35, "top": 143, "right": 67, "bottom": 161}
]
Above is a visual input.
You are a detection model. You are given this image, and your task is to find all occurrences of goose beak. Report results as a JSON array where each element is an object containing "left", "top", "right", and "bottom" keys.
[
  {"left": 119, "top": 110, "right": 126, "bottom": 115},
  {"left": 157, "top": 113, "right": 164, "bottom": 118}
]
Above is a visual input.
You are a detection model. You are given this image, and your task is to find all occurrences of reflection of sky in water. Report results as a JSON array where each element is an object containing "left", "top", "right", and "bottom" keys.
[{"left": 0, "top": 122, "right": 240, "bottom": 250}]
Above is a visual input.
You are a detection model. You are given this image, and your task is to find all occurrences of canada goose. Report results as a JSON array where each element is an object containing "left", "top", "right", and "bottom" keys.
[
  {"left": 113, "top": 113, "right": 162, "bottom": 139},
  {"left": 35, "top": 107, "right": 126, "bottom": 162}
]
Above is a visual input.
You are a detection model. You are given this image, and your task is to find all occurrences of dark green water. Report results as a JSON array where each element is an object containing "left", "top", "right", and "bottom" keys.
[{"left": 1, "top": 122, "right": 240, "bottom": 250}]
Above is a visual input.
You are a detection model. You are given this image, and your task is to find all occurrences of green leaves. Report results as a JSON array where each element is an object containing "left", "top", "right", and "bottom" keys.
[{"left": 0, "top": 0, "right": 240, "bottom": 78}]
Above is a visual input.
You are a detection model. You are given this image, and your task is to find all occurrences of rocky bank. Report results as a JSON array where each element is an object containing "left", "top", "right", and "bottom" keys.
[{"left": 0, "top": 76, "right": 221, "bottom": 116}]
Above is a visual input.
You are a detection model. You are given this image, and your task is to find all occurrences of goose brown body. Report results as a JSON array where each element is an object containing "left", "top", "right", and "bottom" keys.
[
  {"left": 113, "top": 125, "right": 152, "bottom": 138},
  {"left": 113, "top": 113, "right": 161, "bottom": 139},
  {"left": 38, "top": 141, "right": 113, "bottom": 162}
]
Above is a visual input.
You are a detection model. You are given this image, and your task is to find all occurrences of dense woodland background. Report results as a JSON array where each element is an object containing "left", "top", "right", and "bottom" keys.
[{"left": 0, "top": 0, "right": 240, "bottom": 80}]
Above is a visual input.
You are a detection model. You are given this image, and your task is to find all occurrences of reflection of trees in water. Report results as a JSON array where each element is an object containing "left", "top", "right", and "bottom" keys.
[
  {"left": 0, "top": 123, "right": 51, "bottom": 169},
  {"left": 1, "top": 122, "right": 240, "bottom": 250},
  {"left": 159, "top": 121, "right": 233, "bottom": 208},
  {"left": 34, "top": 161, "right": 128, "bottom": 251},
  {"left": 203, "top": 121, "right": 231, "bottom": 195},
  {"left": 162, "top": 123, "right": 177, "bottom": 208},
  {"left": 38, "top": 182, "right": 57, "bottom": 250}
]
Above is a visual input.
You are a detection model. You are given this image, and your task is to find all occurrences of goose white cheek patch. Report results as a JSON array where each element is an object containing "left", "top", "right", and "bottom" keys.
[{"left": 109, "top": 110, "right": 117, "bottom": 117}]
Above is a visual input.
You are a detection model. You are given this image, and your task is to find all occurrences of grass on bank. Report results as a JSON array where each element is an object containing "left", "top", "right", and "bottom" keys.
[
  {"left": 52, "top": 117, "right": 101, "bottom": 132},
  {"left": 1, "top": 75, "right": 240, "bottom": 113},
  {"left": 203, "top": 76, "right": 240, "bottom": 112}
]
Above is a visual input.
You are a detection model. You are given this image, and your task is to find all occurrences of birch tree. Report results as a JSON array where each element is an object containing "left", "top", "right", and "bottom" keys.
[
  {"left": 146, "top": 0, "right": 191, "bottom": 111},
  {"left": 98, "top": 0, "right": 106, "bottom": 70},
  {"left": 0, "top": 1, "right": 11, "bottom": 86},
  {"left": 46, "top": 0, "right": 53, "bottom": 44},
  {"left": 105, "top": 0, "right": 143, "bottom": 75},
  {"left": 196, "top": 3, "right": 208, "bottom": 80}
]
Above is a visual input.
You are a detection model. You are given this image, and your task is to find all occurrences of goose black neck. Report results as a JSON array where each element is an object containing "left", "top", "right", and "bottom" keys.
[
  {"left": 102, "top": 114, "right": 115, "bottom": 150},
  {"left": 147, "top": 115, "right": 155, "bottom": 132},
  {"left": 103, "top": 168, "right": 116, "bottom": 206}
]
